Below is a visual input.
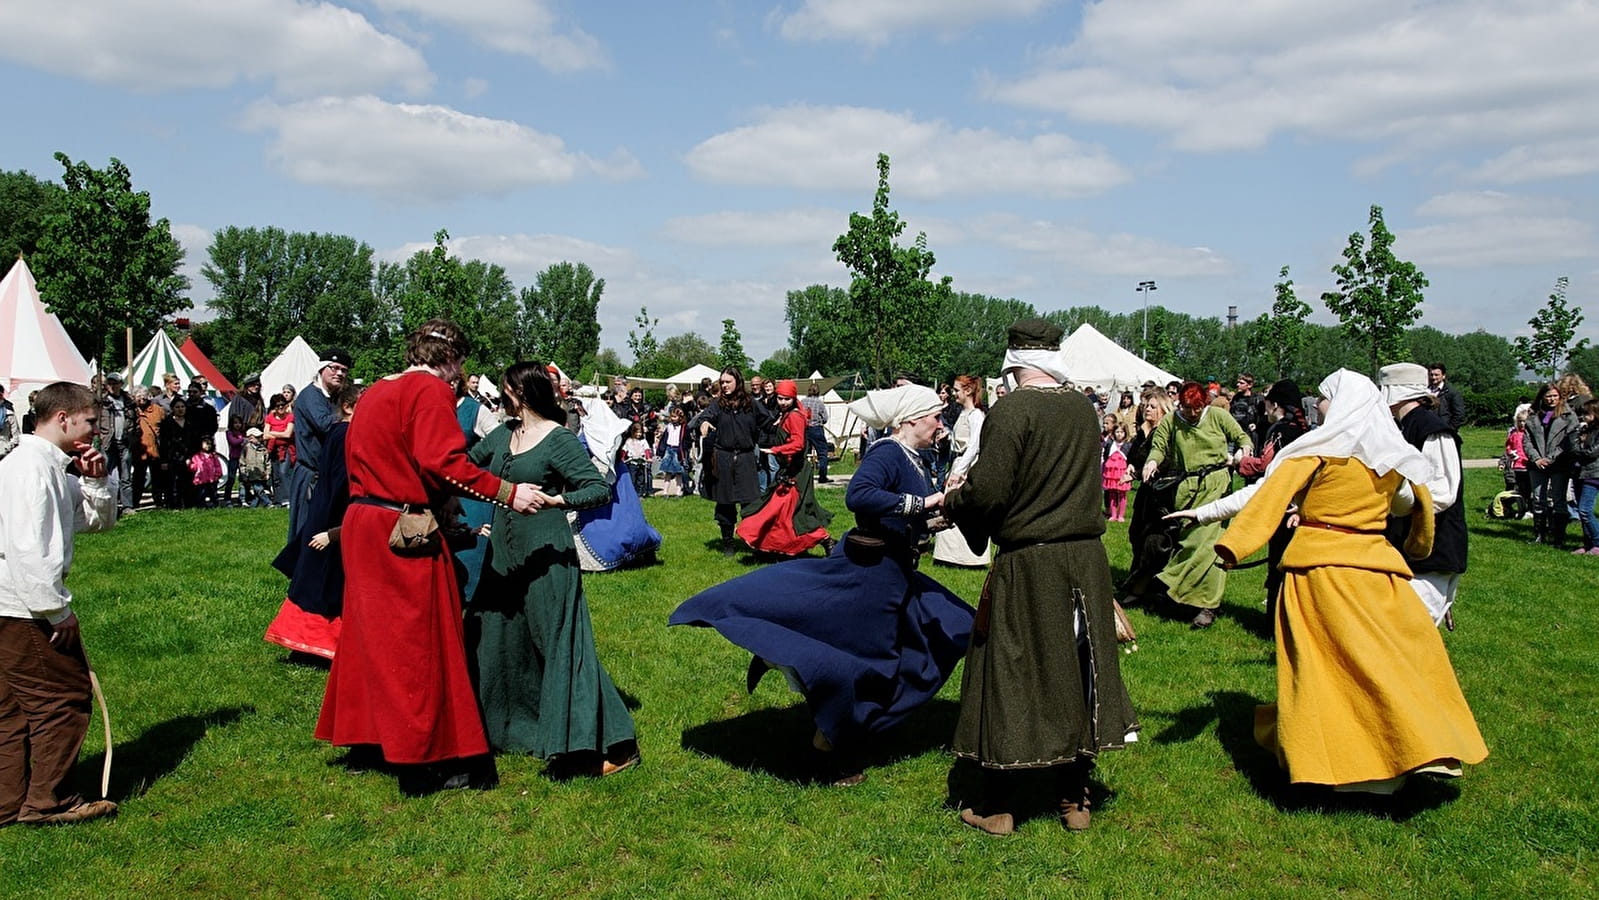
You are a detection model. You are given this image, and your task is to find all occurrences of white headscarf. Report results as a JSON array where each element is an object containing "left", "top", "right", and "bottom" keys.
[
  {"left": 849, "top": 385, "right": 943, "bottom": 431},
  {"left": 1268, "top": 369, "right": 1432, "bottom": 483},
  {"left": 1377, "top": 362, "right": 1431, "bottom": 406},
  {"left": 1001, "top": 347, "right": 1070, "bottom": 384},
  {"left": 578, "top": 396, "right": 629, "bottom": 482}
]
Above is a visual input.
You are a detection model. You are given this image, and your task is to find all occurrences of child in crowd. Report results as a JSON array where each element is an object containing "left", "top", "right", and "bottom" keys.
[
  {"left": 0, "top": 381, "right": 119, "bottom": 826},
  {"left": 622, "top": 422, "right": 653, "bottom": 498},
  {"left": 224, "top": 418, "right": 248, "bottom": 506},
  {"left": 657, "top": 406, "right": 686, "bottom": 497},
  {"left": 239, "top": 427, "right": 274, "bottom": 508},
  {"left": 1505, "top": 412, "right": 1532, "bottom": 517},
  {"left": 1103, "top": 423, "right": 1131, "bottom": 522},
  {"left": 188, "top": 435, "right": 224, "bottom": 508}
]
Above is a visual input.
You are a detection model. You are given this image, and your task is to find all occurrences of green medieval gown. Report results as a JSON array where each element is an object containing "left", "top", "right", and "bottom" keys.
[{"left": 466, "top": 424, "right": 636, "bottom": 758}]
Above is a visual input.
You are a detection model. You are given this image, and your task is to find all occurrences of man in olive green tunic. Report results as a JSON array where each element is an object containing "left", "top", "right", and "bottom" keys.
[{"left": 943, "top": 320, "right": 1139, "bottom": 835}]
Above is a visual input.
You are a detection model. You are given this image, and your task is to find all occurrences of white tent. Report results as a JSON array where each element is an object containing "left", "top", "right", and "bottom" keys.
[
  {"left": 600, "top": 363, "right": 723, "bottom": 392},
  {"left": 1060, "top": 323, "right": 1180, "bottom": 395},
  {"left": 0, "top": 257, "right": 94, "bottom": 394},
  {"left": 261, "top": 336, "right": 321, "bottom": 395}
]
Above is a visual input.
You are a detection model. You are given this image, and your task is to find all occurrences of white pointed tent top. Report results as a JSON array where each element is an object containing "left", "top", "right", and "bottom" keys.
[
  {"left": 260, "top": 336, "right": 322, "bottom": 395},
  {"left": 1060, "top": 323, "right": 1181, "bottom": 395},
  {"left": 0, "top": 257, "right": 94, "bottom": 393},
  {"left": 125, "top": 328, "right": 202, "bottom": 388}
]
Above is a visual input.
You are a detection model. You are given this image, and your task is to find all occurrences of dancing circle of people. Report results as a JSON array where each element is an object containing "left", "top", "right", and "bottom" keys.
[{"left": 0, "top": 314, "right": 1493, "bottom": 831}]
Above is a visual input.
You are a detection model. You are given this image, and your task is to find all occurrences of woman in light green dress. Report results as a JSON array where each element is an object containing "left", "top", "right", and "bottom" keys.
[{"left": 466, "top": 362, "right": 639, "bottom": 777}]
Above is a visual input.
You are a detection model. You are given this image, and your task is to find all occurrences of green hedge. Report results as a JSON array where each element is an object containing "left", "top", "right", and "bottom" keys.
[{"left": 1462, "top": 388, "right": 1531, "bottom": 426}]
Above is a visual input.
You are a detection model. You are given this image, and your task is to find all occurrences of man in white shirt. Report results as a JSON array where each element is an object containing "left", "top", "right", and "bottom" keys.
[{"left": 0, "top": 381, "right": 118, "bottom": 826}]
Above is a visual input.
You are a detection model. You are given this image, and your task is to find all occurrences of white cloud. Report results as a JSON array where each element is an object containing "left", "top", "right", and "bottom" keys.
[
  {"left": 968, "top": 214, "right": 1235, "bottom": 278},
  {"left": 778, "top": 0, "right": 1056, "bottom": 44},
  {"left": 986, "top": 0, "right": 1599, "bottom": 160},
  {"left": 1415, "top": 191, "right": 1556, "bottom": 220},
  {"left": 0, "top": 0, "right": 431, "bottom": 96},
  {"left": 685, "top": 105, "right": 1129, "bottom": 198},
  {"left": 660, "top": 209, "right": 846, "bottom": 247},
  {"left": 170, "top": 223, "right": 215, "bottom": 312},
  {"left": 371, "top": 0, "right": 607, "bottom": 72},
  {"left": 1470, "top": 137, "right": 1599, "bottom": 184},
  {"left": 463, "top": 78, "right": 490, "bottom": 99},
  {"left": 240, "top": 96, "right": 643, "bottom": 200},
  {"left": 1400, "top": 217, "right": 1597, "bottom": 269}
]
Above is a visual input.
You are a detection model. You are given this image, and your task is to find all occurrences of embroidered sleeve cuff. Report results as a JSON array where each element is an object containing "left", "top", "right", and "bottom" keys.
[
  {"left": 899, "top": 493, "right": 924, "bottom": 516},
  {"left": 495, "top": 481, "right": 515, "bottom": 506}
]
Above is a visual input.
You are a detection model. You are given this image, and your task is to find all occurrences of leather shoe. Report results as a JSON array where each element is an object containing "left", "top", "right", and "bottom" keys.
[
  {"left": 21, "top": 799, "right": 118, "bottom": 825},
  {"left": 959, "top": 808, "right": 1015, "bottom": 836},
  {"left": 1190, "top": 608, "right": 1217, "bottom": 629}
]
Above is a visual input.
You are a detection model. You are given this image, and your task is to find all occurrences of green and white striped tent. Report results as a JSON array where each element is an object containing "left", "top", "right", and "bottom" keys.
[{"left": 125, "top": 328, "right": 202, "bottom": 388}]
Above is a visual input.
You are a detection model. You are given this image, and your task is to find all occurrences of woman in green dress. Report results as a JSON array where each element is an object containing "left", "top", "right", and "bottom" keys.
[{"left": 467, "top": 362, "right": 640, "bottom": 777}]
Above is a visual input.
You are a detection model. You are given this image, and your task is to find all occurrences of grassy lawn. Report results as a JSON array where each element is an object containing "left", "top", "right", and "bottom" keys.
[
  {"left": 3, "top": 469, "right": 1593, "bottom": 898},
  {"left": 1459, "top": 425, "right": 1508, "bottom": 461}
]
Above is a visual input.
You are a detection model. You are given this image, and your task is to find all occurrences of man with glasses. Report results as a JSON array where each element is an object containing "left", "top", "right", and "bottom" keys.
[{"left": 287, "top": 349, "right": 351, "bottom": 541}]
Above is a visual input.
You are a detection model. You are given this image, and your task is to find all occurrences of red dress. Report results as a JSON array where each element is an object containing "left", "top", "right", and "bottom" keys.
[
  {"left": 314, "top": 371, "right": 514, "bottom": 764},
  {"left": 737, "top": 408, "right": 830, "bottom": 555}
]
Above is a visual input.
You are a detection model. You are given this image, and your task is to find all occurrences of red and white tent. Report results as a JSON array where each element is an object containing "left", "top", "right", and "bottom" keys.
[
  {"left": 0, "top": 257, "right": 94, "bottom": 394},
  {"left": 178, "top": 336, "right": 237, "bottom": 395}
]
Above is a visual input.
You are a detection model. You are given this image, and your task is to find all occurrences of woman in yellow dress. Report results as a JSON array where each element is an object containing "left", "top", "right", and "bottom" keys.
[{"left": 1212, "top": 370, "right": 1487, "bottom": 793}]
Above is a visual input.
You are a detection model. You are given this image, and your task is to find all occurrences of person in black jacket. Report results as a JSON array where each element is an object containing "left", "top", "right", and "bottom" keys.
[
  {"left": 1381, "top": 364, "right": 1466, "bottom": 629},
  {"left": 696, "top": 368, "right": 764, "bottom": 555},
  {"left": 1428, "top": 364, "right": 1467, "bottom": 431}
]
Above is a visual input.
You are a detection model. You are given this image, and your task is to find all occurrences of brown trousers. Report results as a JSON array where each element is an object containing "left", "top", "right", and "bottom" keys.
[{"left": 0, "top": 617, "right": 91, "bottom": 824}]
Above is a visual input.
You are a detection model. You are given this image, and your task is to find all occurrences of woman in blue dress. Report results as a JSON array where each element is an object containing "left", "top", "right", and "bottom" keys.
[
  {"left": 569, "top": 396, "right": 662, "bottom": 572},
  {"left": 670, "top": 385, "right": 975, "bottom": 785}
]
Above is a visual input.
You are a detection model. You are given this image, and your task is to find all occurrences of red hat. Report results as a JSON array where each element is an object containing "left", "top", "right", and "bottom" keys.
[{"left": 775, "top": 379, "right": 798, "bottom": 398}]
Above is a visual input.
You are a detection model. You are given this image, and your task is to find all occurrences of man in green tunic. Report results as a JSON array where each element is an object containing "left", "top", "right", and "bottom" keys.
[{"left": 943, "top": 320, "right": 1139, "bottom": 835}]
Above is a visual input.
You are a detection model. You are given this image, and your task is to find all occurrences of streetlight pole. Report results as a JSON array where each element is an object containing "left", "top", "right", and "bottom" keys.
[{"left": 1137, "top": 280, "right": 1157, "bottom": 359}]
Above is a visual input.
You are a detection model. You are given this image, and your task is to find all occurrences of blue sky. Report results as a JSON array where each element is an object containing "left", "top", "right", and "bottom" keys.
[{"left": 4, "top": 0, "right": 1597, "bottom": 363}]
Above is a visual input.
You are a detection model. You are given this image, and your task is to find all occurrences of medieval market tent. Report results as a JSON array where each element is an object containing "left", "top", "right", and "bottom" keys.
[
  {"left": 1059, "top": 323, "right": 1181, "bottom": 395},
  {"left": 260, "top": 336, "right": 321, "bottom": 395},
  {"left": 178, "top": 336, "right": 237, "bottom": 395},
  {"left": 600, "top": 363, "right": 724, "bottom": 392},
  {"left": 125, "top": 328, "right": 203, "bottom": 388},
  {"left": 0, "top": 257, "right": 94, "bottom": 394}
]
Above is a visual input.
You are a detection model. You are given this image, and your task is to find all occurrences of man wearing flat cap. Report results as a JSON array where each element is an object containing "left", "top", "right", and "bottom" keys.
[
  {"left": 97, "top": 372, "right": 136, "bottom": 515},
  {"left": 943, "top": 318, "right": 1139, "bottom": 836},
  {"left": 288, "top": 349, "right": 350, "bottom": 540}
]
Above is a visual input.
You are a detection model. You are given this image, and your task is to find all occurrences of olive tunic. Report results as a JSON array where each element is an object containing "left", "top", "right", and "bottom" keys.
[
  {"left": 466, "top": 425, "right": 636, "bottom": 758},
  {"left": 945, "top": 386, "right": 1139, "bottom": 769},
  {"left": 1215, "top": 456, "right": 1488, "bottom": 787},
  {"left": 1144, "top": 405, "right": 1250, "bottom": 609}
]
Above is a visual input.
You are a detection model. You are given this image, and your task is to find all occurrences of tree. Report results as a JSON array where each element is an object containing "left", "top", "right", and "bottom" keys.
[
  {"left": 1321, "top": 204, "right": 1429, "bottom": 376},
  {"left": 758, "top": 347, "right": 798, "bottom": 380},
  {"left": 833, "top": 153, "right": 954, "bottom": 386},
  {"left": 627, "top": 306, "right": 660, "bottom": 374},
  {"left": 31, "top": 153, "right": 189, "bottom": 367},
  {"left": 380, "top": 230, "right": 517, "bottom": 378},
  {"left": 943, "top": 292, "right": 1036, "bottom": 378},
  {"left": 718, "top": 318, "right": 751, "bottom": 373},
  {"left": 1513, "top": 276, "right": 1589, "bottom": 380},
  {"left": 517, "top": 261, "right": 603, "bottom": 373},
  {"left": 784, "top": 284, "right": 861, "bottom": 376},
  {"left": 657, "top": 332, "right": 718, "bottom": 373},
  {"left": 1248, "top": 266, "right": 1313, "bottom": 381},
  {"left": 0, "top": 168, "right": 65, "bottom": 262}
]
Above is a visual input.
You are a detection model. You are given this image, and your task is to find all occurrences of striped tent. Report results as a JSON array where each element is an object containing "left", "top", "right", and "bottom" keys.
[
  {"left": 178, "top": 336, "right": 236, "bottom": 395},
  {"left": 126, "top": 328, "right": 202, "bottom": 388},
  {"left": 1, "top": 256, "right": 94, "bottom": 393}
]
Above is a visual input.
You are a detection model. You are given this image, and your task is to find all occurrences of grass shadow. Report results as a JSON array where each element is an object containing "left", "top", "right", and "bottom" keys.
[
  {"left": 78, "top": 705, "right": 253, "bottom": 802},
  {"left": 1205, "top": 689, "right": 1461, "bottom": 820},
  {"left": 680, "top": 699, "right": 961, "bottom": 785}
]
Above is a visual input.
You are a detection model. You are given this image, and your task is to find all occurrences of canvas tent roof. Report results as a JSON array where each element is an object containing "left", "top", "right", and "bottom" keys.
[
  {"left": 179, "top": 336, "right": 237, "bottom": 395},
  {"left": 599, "top": 363, "right": 723, "bottom": 392},
  {"left": 261, "top": 336, "right": 321, "bottom": 395},
  {"left": 0, "top": 257, "right": 93, "bottom": 393},
  {"left": 1060, "top": 323, "right": 1180, "bottom": 395},
  {"left": 126, "top": 328, "right": 202, "bottom": 388}
]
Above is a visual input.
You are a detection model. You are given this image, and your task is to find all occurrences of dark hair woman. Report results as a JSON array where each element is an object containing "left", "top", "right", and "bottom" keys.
[
  {"left": 1526, "top": 381, "right": 1580, "bottom": 546},
  {"left": 699, "top": 366, "right": 764, "bottom": 554},
  {"left": 464, "top": 362, "right": 639, "bottom": 776},
  {"left": 315, "top": 319, "right": 540, "bottom": 796}
]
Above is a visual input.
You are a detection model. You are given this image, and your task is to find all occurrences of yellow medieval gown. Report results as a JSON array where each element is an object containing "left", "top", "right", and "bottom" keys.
[{"left": 1214, "top": 456, "right": 1488, "bottom": 787}]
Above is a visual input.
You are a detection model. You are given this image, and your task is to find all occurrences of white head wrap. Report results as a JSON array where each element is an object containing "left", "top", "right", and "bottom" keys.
[
  {"left": 576, "top": 396, "right": 629, "bottom": 482},
  {"left": 849, "top": 385, "right": 943, "bottom": 431},
  {"left": 1267, "top": 369, "right": 1432, "bottom": 483},
  {"left": 1377, "top": 363, "right": 1432, "bottom": 406},
  {"left": 1001, "top": 347, "right": 1070, "bottom": 384}
]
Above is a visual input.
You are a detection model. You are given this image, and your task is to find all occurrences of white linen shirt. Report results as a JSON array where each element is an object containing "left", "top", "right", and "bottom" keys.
[{"left": 0, "top": 434, "right": 116, "bottom": 623}]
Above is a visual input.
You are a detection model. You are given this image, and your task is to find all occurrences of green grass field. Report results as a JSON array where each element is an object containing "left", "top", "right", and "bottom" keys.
[{"left": 2, "top": 469, "right": 1593, "bottom": 898}]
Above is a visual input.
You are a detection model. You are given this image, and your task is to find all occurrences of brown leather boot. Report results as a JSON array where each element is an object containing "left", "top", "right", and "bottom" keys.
[
  {"left": 1058, "top": 763, "right": 1092, "bottom": 831},
  {"left": 1059, "top": 791, "right": 1091, "bottom": 831},
  {"left": 959, "top": 808, "right": 1015, "bottom": 835}
]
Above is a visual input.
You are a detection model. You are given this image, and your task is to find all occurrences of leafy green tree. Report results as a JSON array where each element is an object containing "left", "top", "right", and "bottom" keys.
[
  {"left": 718, "top": 318, "right": 750, "bottom": 374},
  {"left": 31, "top": 153, "right": 189, "bottom": 367},
  {"left": 784, "top": 284, "right": 861, "bottom": 375},
  {"left": 656, "top": 332, "right": 718, "bottom": 375},
  {"left": 370, "top": 230, "right": 518, "bottom": 378},
  {"left": 1569, "top": 343, "right": 1599, "bottom": 392},
  {"left": 943, "top": 292, "right": 1036, "bottom": 378},
  {"left": 0, "top": 168, "right": 65, "bottom": 262},
  {"left": 1321, "top": 204, "right": 1429, "bottom": 376},
  {"left": 517, "top": 261, "right": 603, "bottom": 373},
  {"left": 758, "top": 347, "right": 798, "bottom": 380},
  {"left": 1513, "top": 276, "right": 1589, "bottom": 380},
  {"left": 627, "top": 306, "right": 660, "bottom": 374},
  {"left": 1452, "top": 329, "right": 1520, "bottom": 392},
  {"left": 1248, "top": 266, "right": 1313, "bottom": 381},
  {"left": 833, "top": 153, "right": 954, "bottom": 386},
  {"left": 583, "top": 347, "right": 625, "bottom": 383}
]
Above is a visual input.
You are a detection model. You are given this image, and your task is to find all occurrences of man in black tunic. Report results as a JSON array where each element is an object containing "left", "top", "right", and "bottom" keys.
[{"left": 943, "top": 319, "right": 1139, "bottom": 835}]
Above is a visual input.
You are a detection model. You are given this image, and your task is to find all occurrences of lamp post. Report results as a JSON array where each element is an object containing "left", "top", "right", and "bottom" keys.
[{"left": 1137, "top": 280, "right": 1157, "bottom": 359}]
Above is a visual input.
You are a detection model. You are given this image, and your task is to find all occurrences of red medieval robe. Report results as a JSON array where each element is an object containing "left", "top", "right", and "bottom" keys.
[
  {"left": 737, "top": 407, "right": 830, "bottom": 555},
  {"left": 314, "top": 371, "right": 515, "bottom": 764}
]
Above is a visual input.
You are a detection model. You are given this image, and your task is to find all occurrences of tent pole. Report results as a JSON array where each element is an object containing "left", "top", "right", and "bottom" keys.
[{"left": 125, "top": 327, "right": 133, "bottom": 373}]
